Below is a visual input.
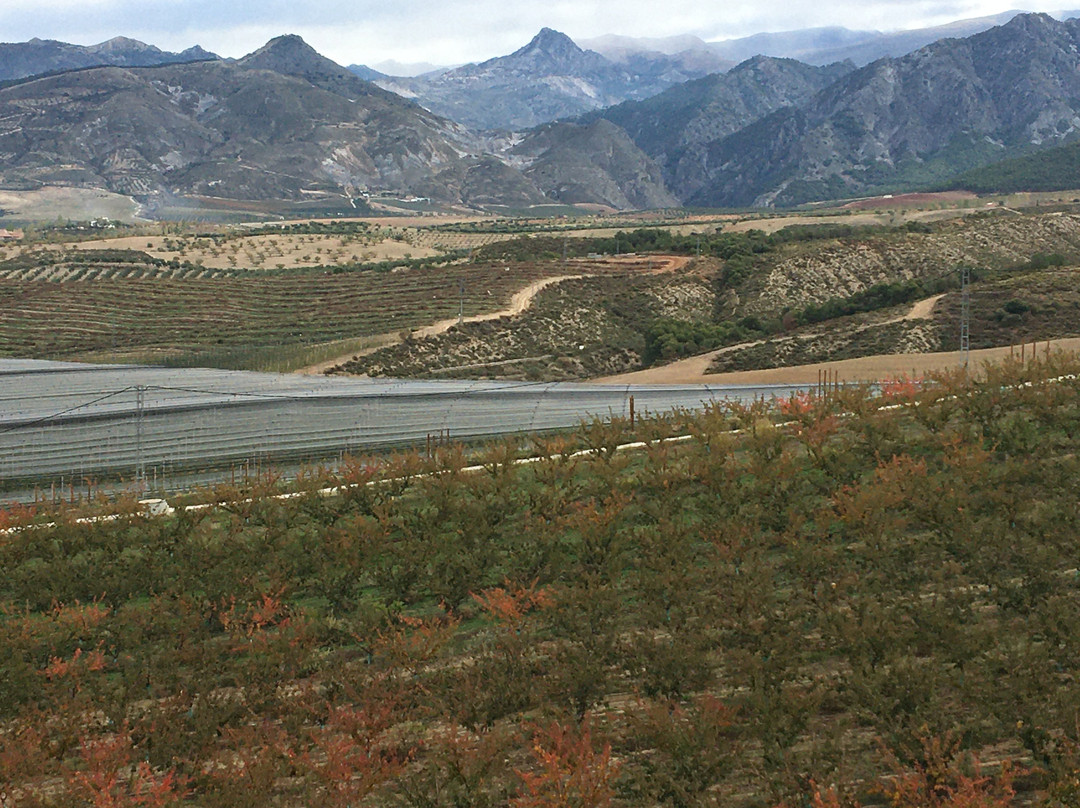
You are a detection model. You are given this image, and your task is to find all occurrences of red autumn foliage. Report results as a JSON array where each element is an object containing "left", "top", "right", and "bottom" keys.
[
  {"left": 513, "top": 720, "right": 619, "bottom": 808},
  {"left": 301, "top": 702, "right": 410, "bottom": 807},
  {"left": 472, "top": 579, "right": 552, "bottom": 629},
  {"left": 880, "top": 733, "right": 1020, "bottom": 808},
  {"left": 66, "top": 729, "right": 187, "bottom": 807}
]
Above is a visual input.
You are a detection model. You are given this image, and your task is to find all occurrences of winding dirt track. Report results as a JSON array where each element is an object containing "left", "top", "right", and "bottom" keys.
[
  {"left": 596, "top": 294, "right": 1080, "bottom": 385},
  {"left": 596, "top": 339, "right": 1080, "bottom": 386},
  {"left": 295, "top": 255, "right": 690, "bottom": 376},
  {"left": 296, "top": 275, "right": 586, "bottom": 375}
]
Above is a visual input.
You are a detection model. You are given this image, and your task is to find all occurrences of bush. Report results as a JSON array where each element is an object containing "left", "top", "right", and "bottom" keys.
[
  {"left": 1002, "top": 299, "right": 1032, "bottom": 315},
  {"left": 643, "top": 317, "right": 767, "bottom": 363}
]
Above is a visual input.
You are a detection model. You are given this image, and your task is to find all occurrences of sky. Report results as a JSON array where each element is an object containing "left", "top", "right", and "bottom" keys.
[{"left": 0, "top": 0, "right": 1074, "bottom": 70}]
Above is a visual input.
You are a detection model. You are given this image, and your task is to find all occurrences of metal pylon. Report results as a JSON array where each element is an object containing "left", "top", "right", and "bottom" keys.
[{"left": 960, "top": 266, "right": 971, "bottom": 367}]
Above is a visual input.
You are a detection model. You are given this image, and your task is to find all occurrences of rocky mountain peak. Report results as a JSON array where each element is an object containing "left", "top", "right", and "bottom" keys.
[
  {"left": 999, "top": 10, "right": 1059, "bottom": 32},
  {"left": 241, "top": 34, "right": 325, "bottom": 67},
  {"left": 519, "top": 28, "right": 582, "bottom": 55},
  {"left": 177, "top": 45, "right": 217, "bottom": 61},
  {"left": 238, "top": 34, "right": 362, "bottom": 86},
  {"left": 90, "top": 36, "right": 158, "bottom": 54},
  {"left": 508, "top": 28, "right": 593, "bottom": 70}
]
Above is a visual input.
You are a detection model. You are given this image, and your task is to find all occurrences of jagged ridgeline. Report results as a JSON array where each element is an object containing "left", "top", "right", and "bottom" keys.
[
  {"left": 586, "top": 13, "right": 1080, "bottom": 207},
  {"left": 3, "top": 13, "right": 1080, "bottom": 212},
  {"left": 0, "top": 34, "right": 671, "bottom": 211}
]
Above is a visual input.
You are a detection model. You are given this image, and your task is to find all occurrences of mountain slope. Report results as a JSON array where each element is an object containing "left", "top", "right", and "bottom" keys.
[
  {"left": 584, "top": 56, "right": 855, "bottom": 201},
  {"left": 0, "top": 35, "right": 671, "bottom": 211},
  {"left": 376, "top": 29, "right": 723, "bottom": 131},
  {"left": 945, "top": 140, "right": 1080, "bottom": 193},
  {"left": 687, "top": 13, "right": 1080, "bottom": 207},
  {"left": 0, "top": 38, "right": 484, "bottom": 201},
  {"left": 0, "top": 36, "right": 215, "bottom": 83},
  {"left": 511, "top": 120, "right": 679, "bottom": 209}
]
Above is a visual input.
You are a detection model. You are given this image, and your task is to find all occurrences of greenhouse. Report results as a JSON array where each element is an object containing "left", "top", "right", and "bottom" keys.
[{"left": 0, "top": 359, "right": 805, "bottom": 494}]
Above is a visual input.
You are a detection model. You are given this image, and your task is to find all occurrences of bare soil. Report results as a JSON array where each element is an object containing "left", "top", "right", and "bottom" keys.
[
  {"left": 596, "top": 338, "right": 1080, "bottom": 385},
  {"left": 0, "top": 187, "right": 143, "bottom": 223},
  {"left": 842, "top": 191, "right": 980, "bottom": 210},
  {"left": 296, "top": 274, "right": 589, "bottom": 375}
]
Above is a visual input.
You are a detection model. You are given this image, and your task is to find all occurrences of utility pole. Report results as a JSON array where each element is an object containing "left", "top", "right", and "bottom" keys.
[
  {"left": 135, "top": 385, "right": 146, "bottom": 491},
  {"left": 960, "top": 266, "right": 971, "bottom": 368},
  {"left": 458, "top": 279, "right": 464, "bottom": 325}
]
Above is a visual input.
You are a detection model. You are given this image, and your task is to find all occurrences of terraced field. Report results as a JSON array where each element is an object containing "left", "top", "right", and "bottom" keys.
[
  {"left": 0, "top": 229, "right": 521, "bottom": 273},
  {"left": 0, "top": 257, "right": 655, "bottom": 370}
]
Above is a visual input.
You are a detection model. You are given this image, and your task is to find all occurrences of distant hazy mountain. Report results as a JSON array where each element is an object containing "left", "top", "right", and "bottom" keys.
[
  {"left": 0, "top": 36, "right": 216, "bottom": 83},
  {"left": 375, "top": 28, "right": 724, "bottom": 131},
  {"left": 583, "top": 56, "right": 855, "bottom": 200},
  {"left": 347, "top": 64, "right": 389, "bottom": 82},
  {"left": 708, "top": 27, "right": 878, "bottom": 65},
  {"left": 368, "top": 60, "right": 452, "bottom": 77},
  {"left": 685, "top": 13, "right": 1080, "bottom": 207},
  {"left": 703, "top": 9, "right": 1080, "bottom": 67},
  {"left": 579, "top": 34, "right": 733, "bottom": 74},
  {"left": 794, "top": 10, "right": 1077, "bottom": 65}
]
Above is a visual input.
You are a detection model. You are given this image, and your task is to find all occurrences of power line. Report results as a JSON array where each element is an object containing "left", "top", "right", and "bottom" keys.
[{"left": 0, "top": 387, "right": 137, "bottom": 435}]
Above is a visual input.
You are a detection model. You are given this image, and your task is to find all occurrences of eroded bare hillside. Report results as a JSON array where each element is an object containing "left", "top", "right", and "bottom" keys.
[
  {"left": 334, "top": 212, "right": 1080, "bottom": 381},
  {"left": 339, "top": 269, "right": 717, "bottom": 380},
  {"left": 739, "top": 212, "right": 1080, "bottom": 315}
]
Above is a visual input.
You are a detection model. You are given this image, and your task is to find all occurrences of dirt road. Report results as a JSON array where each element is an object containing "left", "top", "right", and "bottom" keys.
[
  {"left": 296, "top": 274, "right": 586, "bottom": 375},
  {"left": 596, "top": 338, "right": 1080, "bottom": 386},
  {"left": 592, "top": 294, "right": 947, "bottom": 385},
  {"left": 898, "top": 293, "right": 944, "bottom": 322},
  {"left": 296, "top": 255, "right": 691, "bottom": 376},
  {"left": 597, "top": 293, "right": 1075, "bottom": 385}
]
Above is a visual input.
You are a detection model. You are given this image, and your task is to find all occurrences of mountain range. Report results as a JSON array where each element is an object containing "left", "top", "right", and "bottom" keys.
[
  {"left": 0, "top": 34, "right": 672, "bottom": 210},
  {"left": 0, "top": 36, "right": 481, "bottom": 200},
  {"left": 2, "top": 12, "right": 1080, "bottom": 212},
  {"left": 368, "top": 29, "right": 731, "bottom": 131},
  {"left": 582, "top": 57, "right": 857, "bottom": 202},
  {"left": 671, "top": 12, "right": 1080, "bottom": 206},
  {"left": 0, "top": 37, "right": 216, "bottom": 83}
]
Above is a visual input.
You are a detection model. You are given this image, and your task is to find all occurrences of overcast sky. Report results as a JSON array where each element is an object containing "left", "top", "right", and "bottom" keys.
[{"left": 0, "top": 0, "right": 1073, "bottom": 68}]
